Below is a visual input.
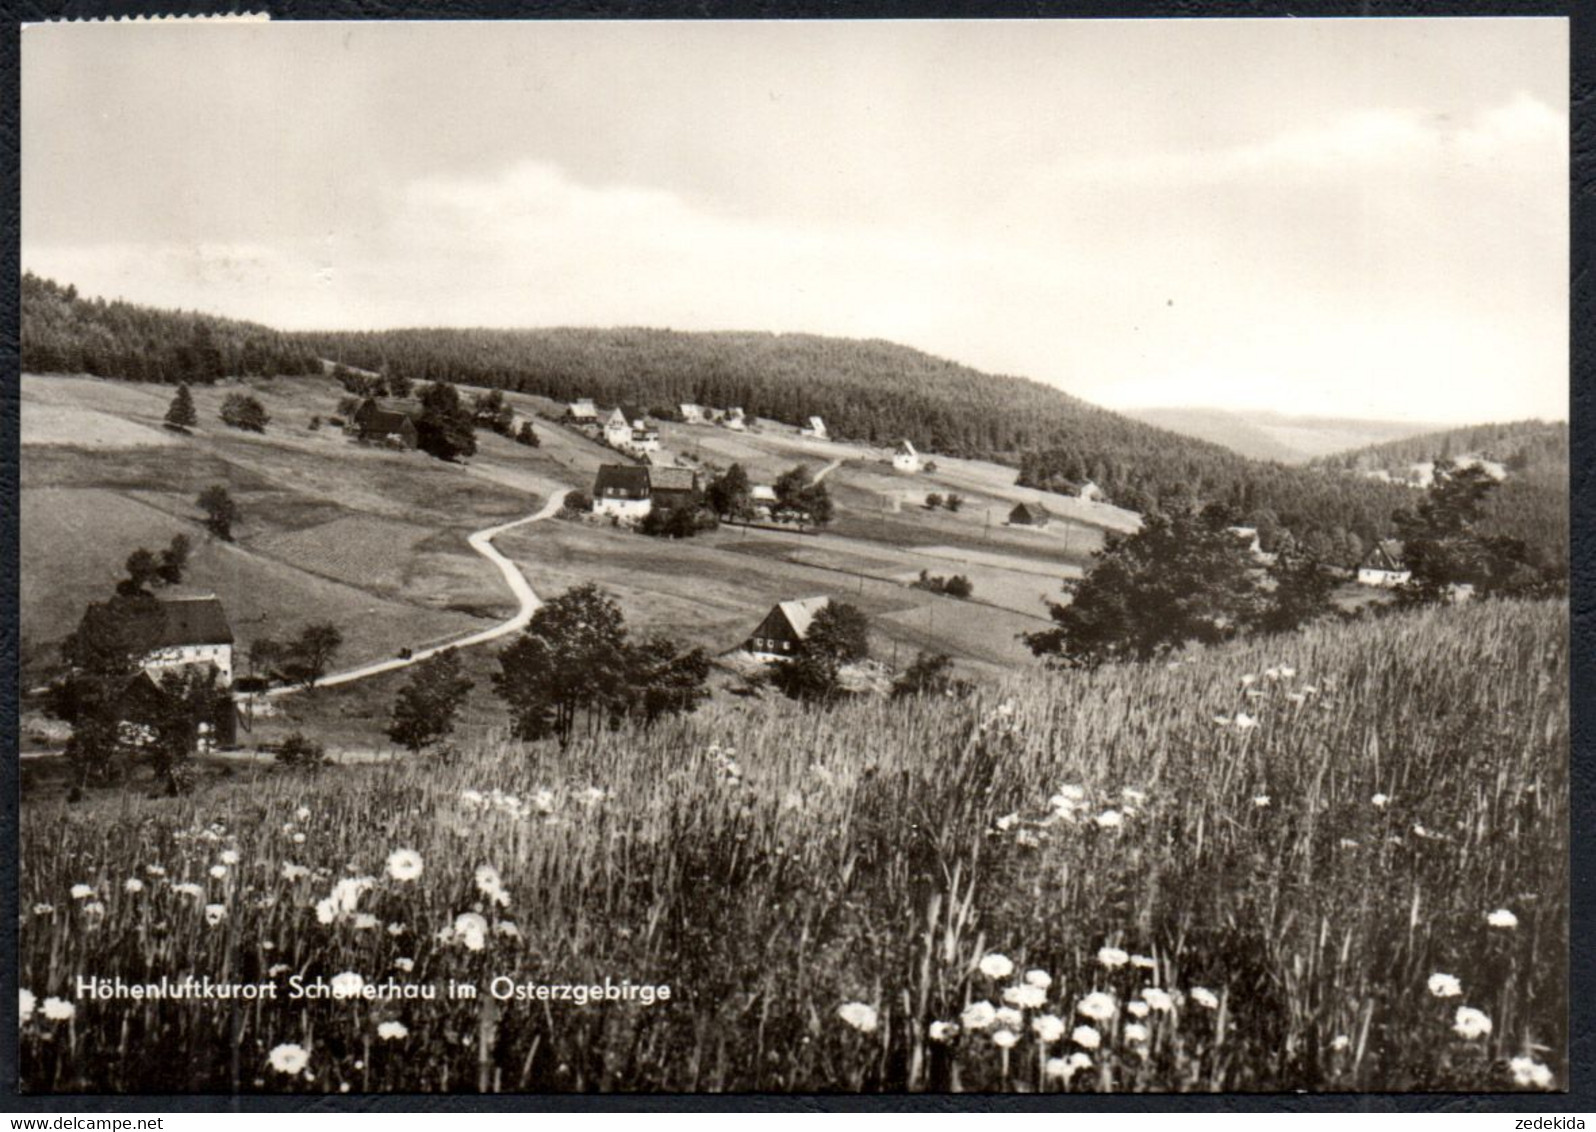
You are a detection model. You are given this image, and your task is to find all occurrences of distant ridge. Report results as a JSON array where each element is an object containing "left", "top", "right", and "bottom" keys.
[{"left": 1122, "top": 406, "right": 1439, "bottom": 465}]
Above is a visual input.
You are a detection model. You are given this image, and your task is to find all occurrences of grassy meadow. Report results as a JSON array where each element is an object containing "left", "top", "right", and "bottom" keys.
[{"left": 17, "top": 599, "right": 1567, "bottom": 1093}]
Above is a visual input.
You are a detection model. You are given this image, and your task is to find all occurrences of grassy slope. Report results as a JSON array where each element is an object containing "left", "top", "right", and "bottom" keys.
[
  {"left": 22, "top": 374, "right": 1115, "bottom": 696},
  {"left": 19, "top": 375, "right": 576, "bottom": 677},
  {"left": 17, "top": 599, "right": 1567, "bottom": 1093}
]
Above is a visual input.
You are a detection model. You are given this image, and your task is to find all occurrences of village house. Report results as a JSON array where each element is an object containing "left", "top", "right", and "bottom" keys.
[
  {"left": 629, "top": 419, "right": 661, "bottom": 455},
  {"left": 1008, "top": 501, "right": 1051, "bottom": 528},
  {"left": 603, "top": 407, "right": 634, "bottom": 449},
  {"left": 73, "top": 592, "right": 240, "bottom": 746},
  {"left": 603, "top": 406, "right": 660, "bottom": 455},
  {"left": 679, "top": 403, "right": 706, "bottom": 424},
  {"left": 893, "top": 439, "right": 922, "bottom": 473},
  {"left": 1227, "top": 526, "right": 1275, "bottom": 565},
  {"left": 78, "top": 592, "right": 238, "bottom": 685},
  {"left": 1357, "top": 540, "right": 1411, "bottom": 587},
  {"left": 803, "top": 416, "right": 828, "bottom": 440},
  {"left": 567, "top": 398, "right": 599, "bottom": 422},
  {"left": 746, "top": 596, "right": 830, "bottom": 661},
  {"left": 352, "top": 398, "right": 419, "bottom": 449},
  {"left": 724, "top": 407, "right": 747, "bottom": 432},
  {"left": 649, "top": 466, "right": 700, "bottom": 510},
  {"left": 591, "top": 464, "right": 654, "bottom": 520},
  {"left": 750, "top": 484, "right": 779, "bottom": 518},
  {"left": 1077, "top": 480, "right": 1106, "bottom": 503}
]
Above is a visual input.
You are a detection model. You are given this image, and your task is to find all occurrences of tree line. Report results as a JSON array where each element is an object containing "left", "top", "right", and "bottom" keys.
[
  {"left": 22, "top": 273, "right": 321, "bottom": 384},
  {"left": 1025, "top": 459, "right": 1557, "bottom": 668}
]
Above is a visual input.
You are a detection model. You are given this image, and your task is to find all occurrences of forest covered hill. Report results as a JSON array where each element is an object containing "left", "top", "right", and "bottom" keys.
[
  {"left": 21, "top": 273, "right": 322, "bottom": 383},
  {"left": 1310, "top": 419, "right": 1568, "bottom": 477}
]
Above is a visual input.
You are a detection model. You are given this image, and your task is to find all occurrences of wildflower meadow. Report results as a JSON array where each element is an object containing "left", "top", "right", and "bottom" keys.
[{"left": 17, "top": 599, "right": 1566, "bottom": 1093}]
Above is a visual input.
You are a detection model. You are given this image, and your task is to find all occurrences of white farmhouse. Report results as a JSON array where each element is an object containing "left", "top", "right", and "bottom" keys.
[
  {"left": 725, "top": 407, "right": 747, "bottom": 432},
  {"left": 1357, "top": 540, "right": 1411, "bottom": 587},
  {"left": 78, "top": 592, "right": 236, "bottom": 685},
  {"left": 628, "top": 420, "right": 661, "bottom": 455},
  {"left": 591, "top": 464, "right": 654, "bottom": 521},
  {"left": 803, "top": 416, "right": 828, "bottom": 440},
  {"left": 603, "top": 408, "right": 634, "bottom": 449},
  {"left": 893, "top": 439, "right": 922, "bottom": 473},
  {"left": 680, "top": 403, "right": 706, "bottom": 424},
  {"left": 568, "top": 398, "right": 599, "bottom": 422}
]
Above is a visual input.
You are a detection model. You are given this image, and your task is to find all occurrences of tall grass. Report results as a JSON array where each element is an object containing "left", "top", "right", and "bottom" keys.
[{"left": 18, "top": 600, "right": 1567, "bottom": 1093}]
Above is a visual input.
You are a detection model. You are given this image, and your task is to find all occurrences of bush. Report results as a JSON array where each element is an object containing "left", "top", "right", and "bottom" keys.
[
  {"left": 219, "top": 392, "right": 269, "bottom": 433},
  {"left": 275, "top": 731, "right": 327, "bottom": 769},
  {"left": 911, "top": 570, "right": 974, "bottom": 599},
  {"left": 562, "top": 491, "right": 591, "bottom": 516}
]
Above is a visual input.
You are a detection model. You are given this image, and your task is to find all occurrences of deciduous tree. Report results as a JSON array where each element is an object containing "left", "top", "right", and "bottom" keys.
[{"left": 387, "top": 650, "right": 474, "bottom": 755}]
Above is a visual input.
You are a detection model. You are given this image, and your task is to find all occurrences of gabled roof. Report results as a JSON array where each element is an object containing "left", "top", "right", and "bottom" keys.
[
  {"left": 1010, "top": 501, "right": 1050, "bottom": 522},
  {"left": 593, "top": 464, "right": 651, "bottom": 496},
  {"left": 776, "top": 596, "right": 830, "bottom": 640},
  {"left": 808, "top": 416, "right": 826, "bottom": 429},
  {"left": 1363, "top": 540, "right": 1407, "bottom": 570},
  {"left": 570, "top": 398, "right": 597, "bottom": 411},
  {"left": 79, "top": 593, "right": 234, "bottom": 653},
  {"left": 897, "top": 439, "right": 918, "bottom": 456},
  {"left": 750, "top": 485, "right": 779, "bottom": 502},
  {"left": 649, "top": 466, "right": 698, "bottom": 493},
  {"left": 604, "top": 407, "right": 629, "bottom": 426}
]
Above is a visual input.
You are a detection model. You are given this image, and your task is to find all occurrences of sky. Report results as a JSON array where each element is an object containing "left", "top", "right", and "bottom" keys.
[{"left": 21, "top": 18, "right": 1568, "bottom": 424}]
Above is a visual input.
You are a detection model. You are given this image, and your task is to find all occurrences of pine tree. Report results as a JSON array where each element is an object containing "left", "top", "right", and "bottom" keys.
[{"left": 164, "top": 383, "right": 198, "bottom": 430}]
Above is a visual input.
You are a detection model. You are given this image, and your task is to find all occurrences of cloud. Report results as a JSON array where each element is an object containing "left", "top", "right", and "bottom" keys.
[{"left": 1058, "top": 93, "right": 1565, "bottom": 187}]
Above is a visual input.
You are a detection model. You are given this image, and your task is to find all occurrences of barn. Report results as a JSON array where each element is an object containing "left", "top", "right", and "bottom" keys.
[
  {"left": 353, "top": 399, "right": 419, "bottom": 449},
  {"left": 893, "top": 439, "right": 921, "bottom": 472},
  {"left": 1008, "top": 502, "right": 1051, "bottom": 527},
  {"left": 649, "top": 466, "right": 700, "bottom": 510},
  {"left": 746, "top": 596, "right": 830, "bottom": 661},
  {"left": 592, "top": 464, "right": 654, "bottom": 520}
]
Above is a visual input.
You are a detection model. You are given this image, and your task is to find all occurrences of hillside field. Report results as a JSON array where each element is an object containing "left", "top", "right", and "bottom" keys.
[
  {"left": 16, "top": 599, "right": 1567, "bottom": 1093},
  {"left": 21, "top": 373, "right": 1115, "bottom": 714}
]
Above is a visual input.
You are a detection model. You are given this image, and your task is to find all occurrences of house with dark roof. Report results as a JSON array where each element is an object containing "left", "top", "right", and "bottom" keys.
[
  {"left": 1357, "top": 540, "right": 1411, "bottom": 587},
  {"left": 592, "top": 464, "right": 654, "bottom": 520},
  {"left": 77, "top": 592, "right": 236, "bottom": 685},
  {"left": 746, "top": 596, "right": 830, "bottom": 661},
  {"left": 1008, "top": 502, "right": 1051, "bottom": 528},
  {"left": 353, "top": 398, "right": 419, "bottom": 449}
]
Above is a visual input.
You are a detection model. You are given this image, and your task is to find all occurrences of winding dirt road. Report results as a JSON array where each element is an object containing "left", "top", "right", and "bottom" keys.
[{"left": 262, "top": 489, "right": 570, "bottom": 697}]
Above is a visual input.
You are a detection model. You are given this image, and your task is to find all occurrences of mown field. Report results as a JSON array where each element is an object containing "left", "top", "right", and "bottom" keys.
[
  {"left": 17, "top": 599, "right": 1566, "bottom": 1093},
  {"left": 19, "top": 374, "right": 575, "bottom": 680}
]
